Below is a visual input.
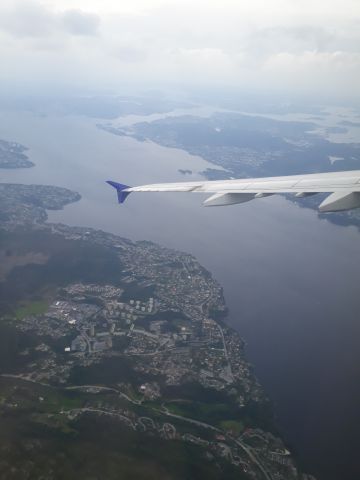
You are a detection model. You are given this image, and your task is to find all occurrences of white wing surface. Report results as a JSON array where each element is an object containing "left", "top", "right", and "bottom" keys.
[{"left": 107, "top": 170, "right": 360, "bottom": 212}]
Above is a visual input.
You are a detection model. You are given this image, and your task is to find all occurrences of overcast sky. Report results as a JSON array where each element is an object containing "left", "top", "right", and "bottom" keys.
[{"left": 0, "top": 0, "right": 359, "bottom": 99}]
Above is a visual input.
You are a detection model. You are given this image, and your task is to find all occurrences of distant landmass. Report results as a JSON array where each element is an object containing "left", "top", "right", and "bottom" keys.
[
  {"left": 0, "top": 139, "right": 34, "bottom": 169},
  {"left": 99, "top": 112, "right": 360, "bottom": 177},
  {"left": 0, "top": 95, "right": 193, "bottom": 120},
  {"left": 0, "top": 183, "right": 315, "bottom": 480}
]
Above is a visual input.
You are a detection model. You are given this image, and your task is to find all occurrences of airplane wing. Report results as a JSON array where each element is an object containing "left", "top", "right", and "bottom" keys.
[{"left": 107, "top": 170, "right": 360, "bottom": 212}]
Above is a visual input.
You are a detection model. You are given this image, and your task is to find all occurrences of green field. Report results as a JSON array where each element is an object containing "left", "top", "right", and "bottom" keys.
[
  {"left": 219, "top": 420, "right": 244, "bottom": 436},
  {"left": 15, "top": 300, "right": 49, "bottom": 320},
  {"left": 165, "top": 400, "right": 236, "bottom": 423}
]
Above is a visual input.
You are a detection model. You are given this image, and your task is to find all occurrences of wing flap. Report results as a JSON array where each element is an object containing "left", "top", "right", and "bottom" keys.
[
  {"left": 203, "top": 192, "right": 255, "bottom": 207},
  {"left": 319, "top": 192, "right": 360, "bottom": 212}
]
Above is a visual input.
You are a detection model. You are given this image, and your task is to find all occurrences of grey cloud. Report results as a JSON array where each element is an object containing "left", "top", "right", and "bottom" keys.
[
  {"left": 62, "top": 9, "right": 100, "bottom": 36},
  {"left": 0, "top": 3, "right": 100, "bottom": 39},
  {"left": 0, "top": 3, "right": 56, "bottom": 38}
]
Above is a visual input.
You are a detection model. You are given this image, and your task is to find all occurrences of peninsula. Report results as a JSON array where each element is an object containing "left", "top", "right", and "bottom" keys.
[
  {"left": 0, "top": 182, "right": 315, "bottom": 480},
  {"left": 0, "top": 139, "right": 34, "bottom": 169}
]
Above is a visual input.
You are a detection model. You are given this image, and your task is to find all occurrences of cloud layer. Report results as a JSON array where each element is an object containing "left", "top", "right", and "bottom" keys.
[{"left": 0, "top": 0, "right": 359, "bottom": 99}]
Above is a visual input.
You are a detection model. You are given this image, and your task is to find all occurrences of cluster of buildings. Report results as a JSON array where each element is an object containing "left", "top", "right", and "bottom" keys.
[
  {"left": 12, "top": 221, "right": 264, "bottom": 408},
  {"left": 18, "top": 270, "right": 261, "bottom": 402}
]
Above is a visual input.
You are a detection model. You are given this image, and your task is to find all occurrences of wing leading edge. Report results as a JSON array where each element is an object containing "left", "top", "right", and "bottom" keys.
[{"left": 107, "top": 170, "right": 360, "bottom": 212}]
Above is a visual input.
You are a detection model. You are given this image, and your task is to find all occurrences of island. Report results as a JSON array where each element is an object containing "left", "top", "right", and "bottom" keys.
[
  {"left": 0, "top": 183, "right": 315, "bottom": 480},
  {"left": 0, "top": 139, "right": 34, "bottom": 168}
]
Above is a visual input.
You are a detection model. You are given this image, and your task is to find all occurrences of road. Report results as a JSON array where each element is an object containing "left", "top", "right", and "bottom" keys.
[
  {"left": 1, "top": 375, "right": 272, "bottom": 479},
  {"left": 159, "top": 405, "right": 272, "bottom": 480}
]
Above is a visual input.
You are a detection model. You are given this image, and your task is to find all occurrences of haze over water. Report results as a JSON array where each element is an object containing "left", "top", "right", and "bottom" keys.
[{"left": 1, "top": 110, "right": 360, "bottom": 480}]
